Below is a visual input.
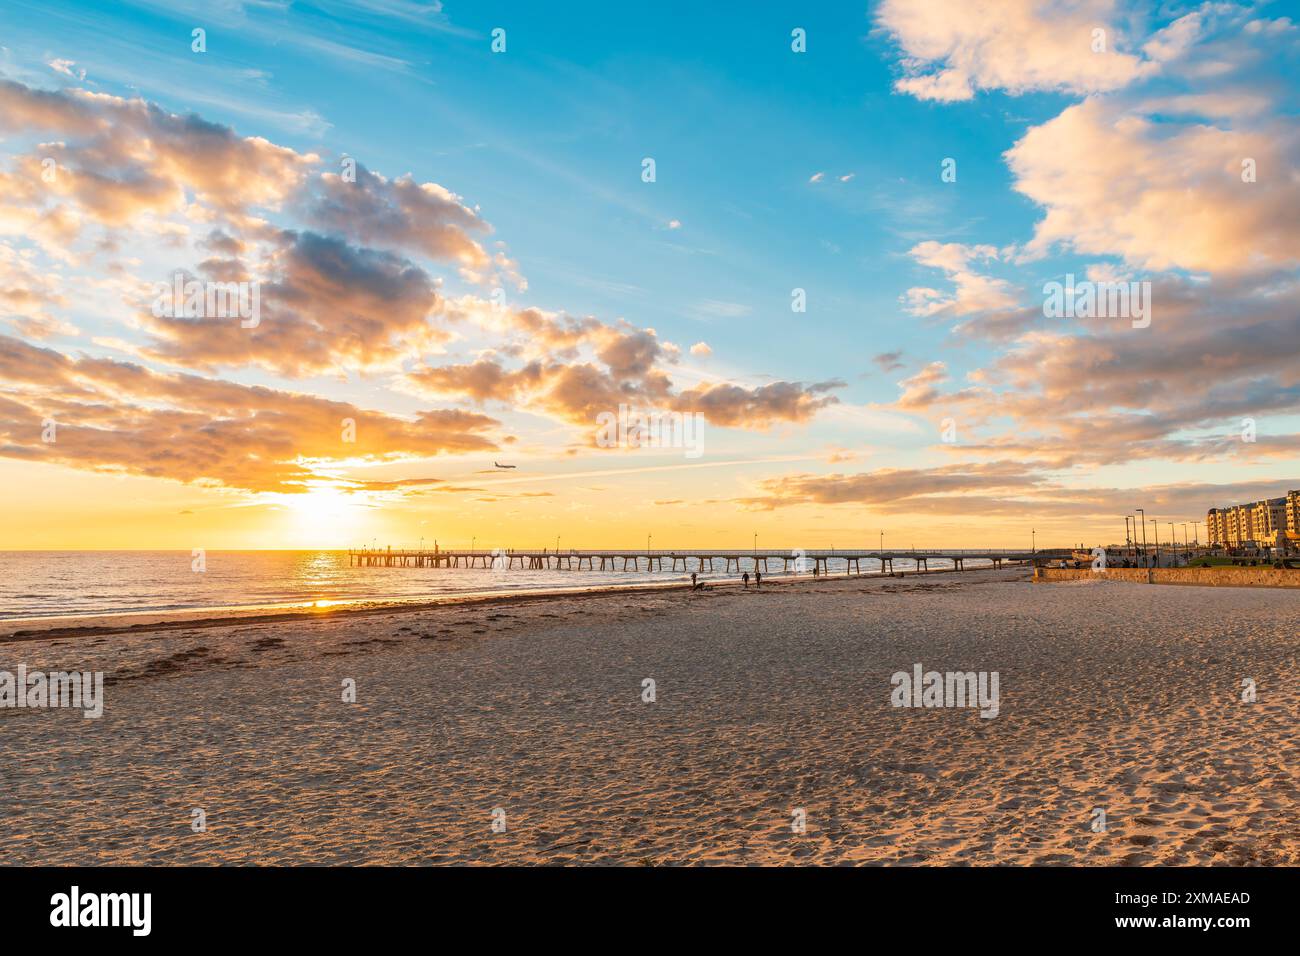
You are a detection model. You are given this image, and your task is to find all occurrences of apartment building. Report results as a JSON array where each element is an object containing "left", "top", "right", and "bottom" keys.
[
  {"left": 1229, "top": 505, "right": 1251, "bottom": 546},
  {"left": 1206, "top": 489, "right": 1298, "bottom": 549},
  {"left": 1206, "top": 508, "right": 1223, "bottom": 546},
  {"left": 1252, "top": 497, "right": 1287, "bottom": 547}
]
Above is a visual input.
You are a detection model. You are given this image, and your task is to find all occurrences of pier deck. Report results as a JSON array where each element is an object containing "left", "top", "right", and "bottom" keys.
[{"left": 347, "top": 547, "right": 1053, "bottom": 574}]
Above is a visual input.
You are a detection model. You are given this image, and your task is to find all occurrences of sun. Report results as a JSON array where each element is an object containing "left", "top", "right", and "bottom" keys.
[{"left": 282, "top": 485, "right": 369, "bottom": 546}]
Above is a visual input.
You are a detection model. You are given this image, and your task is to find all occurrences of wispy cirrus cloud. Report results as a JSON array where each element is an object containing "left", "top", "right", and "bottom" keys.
[{"left": 739, "top": 463, "right": 1296, "bottom": 524}]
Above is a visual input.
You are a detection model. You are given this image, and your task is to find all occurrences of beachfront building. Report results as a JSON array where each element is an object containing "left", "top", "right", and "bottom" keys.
[
  {"left": 1206, "top": 507, "right": 1224, "bottom": 546},
  {"left": 1226, "top": 504, "right": 1252, "bottom": 547},
  {"left": 1205, "top": 502, "right": 1252, "bottom": 547},
  {"left": 1208, "top": 505, "right": 1244, "bottom": 547},
  {"left": 1251, "top": 497, "right": 1287, "bottom": 548},
  {"left": 1205, "top": 490, "right": 1299, "bottom": 550}
]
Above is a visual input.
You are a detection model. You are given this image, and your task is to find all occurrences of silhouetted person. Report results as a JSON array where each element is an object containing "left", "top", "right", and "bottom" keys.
[
  {"left": 755, "top": 571, "right": 762, "bottom": 588},
  {"left": 742, "top": 571, "right": 750, "bottom": 589}
]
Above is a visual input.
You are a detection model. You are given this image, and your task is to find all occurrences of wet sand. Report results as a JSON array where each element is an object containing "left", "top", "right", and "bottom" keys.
[{"left": 1, "top": 568, "right": 1296, "bottom": 865}]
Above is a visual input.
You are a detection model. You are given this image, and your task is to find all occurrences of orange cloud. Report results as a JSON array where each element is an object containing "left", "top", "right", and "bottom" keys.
[
  {"left": 0, "top": 79, "right": 315, "bottom": 237},
  {"left": 0, "top": 335, "right": 503, "bottom": 493}
]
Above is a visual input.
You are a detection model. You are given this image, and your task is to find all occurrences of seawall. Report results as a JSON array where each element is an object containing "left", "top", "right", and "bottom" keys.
[{"left": 1033, "top": 566, "right": 1300, "bottom": 589}]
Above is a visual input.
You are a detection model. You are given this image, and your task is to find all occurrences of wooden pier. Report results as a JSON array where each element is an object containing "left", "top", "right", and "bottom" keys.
[{"left": 347, "top": 547, "right": 1050, "bottom": 574}]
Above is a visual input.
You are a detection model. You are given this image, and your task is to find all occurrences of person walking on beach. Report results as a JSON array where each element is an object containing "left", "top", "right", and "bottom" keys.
[
  {"left": 755, "top": 570, "right": 762, "bottom": 588},
  {"left": 742, "top": 571, "right": 750, "bottom": 589}
]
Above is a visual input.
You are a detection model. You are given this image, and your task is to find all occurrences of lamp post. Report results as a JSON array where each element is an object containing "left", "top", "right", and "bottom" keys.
[
  {"left": 1151, "top": 519, "right": 1160, "bottom": 565},
  {"left": 556, "top": 535, "right": 561, "bottom": 553},
  {"left": 1032, "top": 528, "right": 1036, "bottom": 554},
  {"left": 1136, "top": 509, "right": 1148, "bottom": 566},
  {"left": 1124, "top": 515, "right": 1132, "bottom": 551}
]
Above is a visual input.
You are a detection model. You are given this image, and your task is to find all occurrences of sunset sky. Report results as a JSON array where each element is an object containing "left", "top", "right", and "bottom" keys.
[{"left": 1, "top": 0, "right": 1297, "bottom": 550}]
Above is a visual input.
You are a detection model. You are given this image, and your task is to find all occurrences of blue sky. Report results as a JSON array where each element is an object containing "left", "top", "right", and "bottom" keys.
[{"left": 4, "top": 0, "right": 1051, "bottom": 397}]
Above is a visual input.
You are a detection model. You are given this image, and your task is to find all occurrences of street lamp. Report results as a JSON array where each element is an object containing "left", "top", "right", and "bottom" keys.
[
  {"left": 1032, "top": 528, "right": 1036, "bottom": 554},
  {"left": 1136, "top": 509, "right": 1148, "bottom": 566}
]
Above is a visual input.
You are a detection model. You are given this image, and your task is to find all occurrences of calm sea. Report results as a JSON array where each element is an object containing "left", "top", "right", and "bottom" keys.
[{"left": 0, "top": 550, "right": 964, "bottom": 622}]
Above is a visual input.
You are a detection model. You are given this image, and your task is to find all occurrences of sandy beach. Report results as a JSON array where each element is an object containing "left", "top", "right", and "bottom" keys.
[{"left": 2, "top": 567, "right": 1297, "bottom": 866}]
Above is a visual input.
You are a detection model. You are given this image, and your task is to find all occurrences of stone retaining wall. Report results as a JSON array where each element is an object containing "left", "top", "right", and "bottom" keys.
[{"left": 1033, "top": 567, "right": 1300, "bottom": 588}]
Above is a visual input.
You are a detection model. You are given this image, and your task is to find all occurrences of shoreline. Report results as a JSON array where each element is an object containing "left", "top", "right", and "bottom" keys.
[{"left": 0, "top": 562, "right": 1027, "bottom": 643}]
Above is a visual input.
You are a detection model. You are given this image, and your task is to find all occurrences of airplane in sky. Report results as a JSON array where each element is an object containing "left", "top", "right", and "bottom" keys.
[{"left": 494, "top": 462, "right": 517, "bottom": 469}]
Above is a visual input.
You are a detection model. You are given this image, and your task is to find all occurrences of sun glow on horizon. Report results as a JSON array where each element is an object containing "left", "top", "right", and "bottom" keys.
[{"left": 275, "top": 484, "right": 374, "bottom": 546}]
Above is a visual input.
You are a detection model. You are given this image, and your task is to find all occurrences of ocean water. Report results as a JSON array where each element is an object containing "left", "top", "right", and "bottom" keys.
[{"left": 0, "top": 550, "right": 972, "bottom": 621}]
